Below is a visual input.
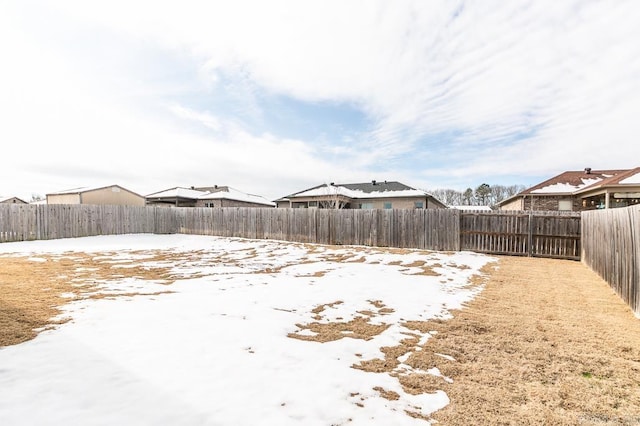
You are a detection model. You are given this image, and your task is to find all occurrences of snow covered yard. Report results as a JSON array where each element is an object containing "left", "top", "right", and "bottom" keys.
[{"left": 0, "top": 234, "right": 495, "bottom": 425}]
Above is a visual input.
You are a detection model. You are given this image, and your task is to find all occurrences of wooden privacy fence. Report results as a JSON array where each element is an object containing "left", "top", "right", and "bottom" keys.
[
  {"left": 582, "top": 205, "right": 640, "bottom": 316},
  {"left": 175, "top": 207, "right": 461, "bottom": 250},
  {"left": 1, "top": 204, "right": 582, "bottom": 259}
]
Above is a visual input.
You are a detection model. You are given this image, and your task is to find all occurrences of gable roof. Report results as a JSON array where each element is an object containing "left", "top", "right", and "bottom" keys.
[
  {"left": 145, "top": 187, "right": 207, "bottom": 199},
  {"left": 0, "top": 196, "right": 28, "bottom": 204},
  {"left": 498, "top": 167, "right": 640, "bottom": 206},
  {"left": 281, "top": 181, "right": 434, "bottom": 200},
  {"left": 521, "top": 169, "right": 626, "bottom": 195},
  {"left": 146, "top": 186, "right": 275, "bottom": 206},
  {"left": 198, "top": 187, "right": 275, "bottom": 206},
  {"left": 573, "top": 166, "right": 640, "bottom": 193},
  {"left": 47, "top": 184, "right": 143, "bottom": 197}
]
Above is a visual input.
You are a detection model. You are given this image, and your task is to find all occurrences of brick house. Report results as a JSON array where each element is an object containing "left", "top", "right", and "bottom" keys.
[{"left": 498, "top": 167, "right": 640, "bottom": 211}]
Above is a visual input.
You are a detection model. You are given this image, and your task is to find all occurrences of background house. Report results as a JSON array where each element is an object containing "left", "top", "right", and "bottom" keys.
[
  {"left": 575, "top": 167, "right": 640, "bottom": 209},
  {"left": 145, "top": 187, "right": 208, "bottom": 207},
  {"left": 275, "top": 181, "right": 446, "bottom": 209},
  {"left": 47, "top": 185, "right": 145, "bottom": 206},
  {"left": 0, "top": 196, "right": 28, "bottom": 204},
  {"left": 499, "top": 167, "right": 640, "bottom": 211},
  {"left": 146, "top": 186, "right": 274, "bottom": 208},
  {"left": 195, "top": 186, "right": 275, "bottom": 208}
]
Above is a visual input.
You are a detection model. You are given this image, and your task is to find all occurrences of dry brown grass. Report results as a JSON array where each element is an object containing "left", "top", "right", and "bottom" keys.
[
  {"left": 0, "top": 251, "right": 181, "bottom": 347},
  {"left": 288, "top": 299, "right": 397, "bottom": 343},
  {"left": 426, "top": 256, "right": 640, "bottom": 426}
]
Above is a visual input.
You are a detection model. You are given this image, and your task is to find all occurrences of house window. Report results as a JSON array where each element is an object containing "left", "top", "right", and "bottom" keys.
[
  {"left": 414, "top": 201, "right": 423, "bottom": 209},
  {"left": 558, "top": 200, "right": 573, "bottom": 211},
  {"left": 205, "top": 202, "right": 215, "bottom": 208},
  {"left": 383, "top": 202, "right": 392, "bottom": 209},
  {"left": 308, "top": 201, "right": 317, "bottom": 207},
  {"left": 360, "top": 203, "right": 374, "bottom": 209}
]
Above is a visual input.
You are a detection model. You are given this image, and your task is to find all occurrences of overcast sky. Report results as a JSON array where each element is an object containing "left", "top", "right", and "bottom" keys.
[{"left": 2, "top": 0, "right": 639, "bottom": 202}]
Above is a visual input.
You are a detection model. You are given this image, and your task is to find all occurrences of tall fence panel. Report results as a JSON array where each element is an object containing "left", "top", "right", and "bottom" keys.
[{"left": 582, "top": 205, "right": 639, "bottom": 316}]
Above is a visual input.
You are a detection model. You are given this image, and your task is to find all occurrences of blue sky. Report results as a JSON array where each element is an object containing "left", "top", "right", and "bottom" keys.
[{"left": 2, "top": 0, "right": 639, "bottom": 202}]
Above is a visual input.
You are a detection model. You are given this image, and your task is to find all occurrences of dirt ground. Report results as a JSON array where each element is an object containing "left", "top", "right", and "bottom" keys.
[{"left": 1, "top": 250, "right": 640, "bottom": 425}]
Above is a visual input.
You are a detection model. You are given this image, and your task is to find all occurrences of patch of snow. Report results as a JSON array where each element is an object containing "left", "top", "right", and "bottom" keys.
[
  {"left": 620, "top": 172, "right": 640, "bottom": 184},
  {"left": 531, "top": 177, "right": 602, "bottom": 194},
  {"left": 198, "top": 187, "right": 275, "bottom": 206},
  {"left": 0, "top": 234, "right": 495, "bottom": 425},
  {"left": 294, "top": 185, "right": 429, "bottom": 199}
]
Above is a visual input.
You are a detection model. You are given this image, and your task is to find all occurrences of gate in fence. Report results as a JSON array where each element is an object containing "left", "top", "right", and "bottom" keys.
[{"left": 459, "top": 210, "right": 582, "bottom": 260}]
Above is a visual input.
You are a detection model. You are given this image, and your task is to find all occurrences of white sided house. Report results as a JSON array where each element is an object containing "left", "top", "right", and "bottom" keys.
[
  {"left": 46, "top": 185, "right": 146, "bottom": 206},
  {"left": 146, "top": 186, "right": 275, "bottom": 208},
  {"left": 275, "top": 181, "right": 447, "bottom": 209}
]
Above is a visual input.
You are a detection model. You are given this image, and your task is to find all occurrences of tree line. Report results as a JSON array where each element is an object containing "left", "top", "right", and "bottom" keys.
[{"left": 427, "top": 184, "right": 527, "bottom": 208}]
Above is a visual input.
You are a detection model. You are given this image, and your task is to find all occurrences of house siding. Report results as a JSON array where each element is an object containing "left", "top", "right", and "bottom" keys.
[
  {"left": 499, "top": 198, "right": 524, "bottom": 211},
  {"left": 354, "top": 197, "right": 430, "bottom": 209},
  {"left": 47, "top": 193, "right": 81, "bottom": 204},
  {"left": 81, "top": 187, "right": 145, "bottom": 206},
  {"left": 522, "top": 195, "right": 581, "bottom": 211},
  {"left": 195, "top": 199, "right": 273, "bottom": 208},
  {"left": 48, "top": 186, "right": 145, "bottom": 206}
]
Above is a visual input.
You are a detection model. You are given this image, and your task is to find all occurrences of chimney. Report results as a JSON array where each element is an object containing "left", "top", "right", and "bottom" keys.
[
  {"left": 191, "top": 186, "right": 195, "bottom": 189},
  {"left": 584, "top": 167, "right": 592, "bottom": 174},
  {"left": 372, "top": 180, "right": 377, "bottom": 185}
]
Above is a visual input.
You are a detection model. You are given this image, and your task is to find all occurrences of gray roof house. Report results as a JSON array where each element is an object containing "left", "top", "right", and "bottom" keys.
[{"left": 275, "top": 180, "right": 446, "bottom": 209}]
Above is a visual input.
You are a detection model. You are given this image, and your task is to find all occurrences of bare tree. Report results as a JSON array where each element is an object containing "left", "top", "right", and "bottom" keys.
[
  {"left": 428, "top": 183, "right": 527, "bottom": 208},
  {"left": 428, "top": 188, "right": 462, "bottom": 206},
  {"left": 318, "top": 183, "right": 347, "bottom": 209}
]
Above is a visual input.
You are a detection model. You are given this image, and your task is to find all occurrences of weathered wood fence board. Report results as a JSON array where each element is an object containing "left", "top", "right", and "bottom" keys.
[{"left": 582, "top": 205, "right": 639, "bottom": 316}]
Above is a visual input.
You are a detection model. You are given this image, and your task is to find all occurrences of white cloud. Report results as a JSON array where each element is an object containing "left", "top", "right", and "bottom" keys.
[{"left": 1, "top": 0, "right": 640, "bottom": 199}]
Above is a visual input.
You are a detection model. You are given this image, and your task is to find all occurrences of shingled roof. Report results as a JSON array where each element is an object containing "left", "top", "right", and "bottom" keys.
[
  {"left": 573, "top": 166, "right": 640, "bottom": 193},
  {"left": 521, "top": 169, "right": 628, "bottom": 195},
  {"left": 282, "top": 181, "right": 419, "bottom": 199}
]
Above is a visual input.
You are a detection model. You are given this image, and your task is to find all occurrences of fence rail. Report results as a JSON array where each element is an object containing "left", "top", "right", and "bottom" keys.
[{"left": 582, "top": 205, "right": 640, "bottom": 316}]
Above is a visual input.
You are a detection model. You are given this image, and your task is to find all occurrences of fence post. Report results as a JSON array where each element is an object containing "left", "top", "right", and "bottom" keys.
[
  {"left": 527, "top": 212, "right": 534, "bottom": 257},
  {"left": 455, "top": 209, "right": 462, "bottom": 252}
]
